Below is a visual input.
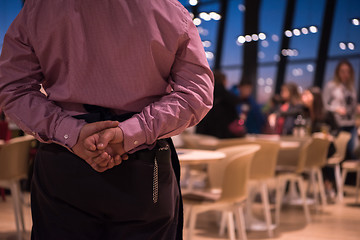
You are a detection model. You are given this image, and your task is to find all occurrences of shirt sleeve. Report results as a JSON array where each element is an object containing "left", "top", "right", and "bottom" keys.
[
  {"left": 119, "top": 17, "right": 214, "bottom": 152},
  {"left": 0, "top": 5, "right": 85, "bottom": 149}
]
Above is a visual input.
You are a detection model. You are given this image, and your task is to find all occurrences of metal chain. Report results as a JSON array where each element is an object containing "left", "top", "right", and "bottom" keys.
[{"left": 153, "top": 157, "right": 159, "bottom": 204}]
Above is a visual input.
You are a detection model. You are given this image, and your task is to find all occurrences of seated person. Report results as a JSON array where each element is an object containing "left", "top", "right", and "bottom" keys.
[
  {"left": 268, "top": 82, "right": 303, "bottom": 135},
  {"left": 230, "top": 81, "right": 266, "bottom": 134}
]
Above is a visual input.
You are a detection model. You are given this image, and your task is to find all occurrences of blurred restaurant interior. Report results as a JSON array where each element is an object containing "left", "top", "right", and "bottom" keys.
[{"left": 1, "top": 0, "right": 360, "bottom": 239}]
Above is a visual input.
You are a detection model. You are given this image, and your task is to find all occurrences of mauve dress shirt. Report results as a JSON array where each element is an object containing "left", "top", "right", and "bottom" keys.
[{"left": 0, "top": 0, "right": 214, "bottom": 152}]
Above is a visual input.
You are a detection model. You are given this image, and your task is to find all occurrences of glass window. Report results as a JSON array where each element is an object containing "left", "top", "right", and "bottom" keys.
[
  {"left": 288, "top": 0, "right": 325, "bottom": 60},
  {"left": 256, "top": 66, "right": 277, "bottom": 104},
  {"left": 258, "top": 0, "right": 286, "bottom": 63},
  {"left": 178, "top": 0, "right": 190, "bottom": 7},
  {"left": 328, "top": 0, "right": 360, "bottom": 57},
  {"left": 200, "top": 0, "right": 218, "bottom": 3},
  {"left": 196, "top": 2, "right": 221, "bottom": 68},
  {"left": 284, "top": 62, "right": 316, "bottom": 93},
  {"left": 221, "top": 0, "right": 244, "bottom": 67},
  {"left": 0, "top": 0, "right": 23, "bottom": 50},
  {"left": 223, "top": 68, "right": 242, "bottom": 89}
]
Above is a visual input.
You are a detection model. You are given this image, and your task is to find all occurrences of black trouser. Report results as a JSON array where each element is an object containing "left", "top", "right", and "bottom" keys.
[{"left": 31, "top": 110, "right": 183, "bottom": 239}]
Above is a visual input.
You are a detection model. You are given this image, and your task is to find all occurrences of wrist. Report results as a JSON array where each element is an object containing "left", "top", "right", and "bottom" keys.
[{"left": 117, "top": 126, "right": 124, "bottom": 141}]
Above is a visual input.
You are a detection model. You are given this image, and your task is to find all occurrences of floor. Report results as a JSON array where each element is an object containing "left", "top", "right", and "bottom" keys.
[{"left": 1, "top": 186, "right": 360, "bottom": 240}]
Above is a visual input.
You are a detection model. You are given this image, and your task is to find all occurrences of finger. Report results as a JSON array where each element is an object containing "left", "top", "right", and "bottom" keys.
[
  {"left": 106, "top": 158, "right": 116, "bottom": 169},
  {"left": 89, "top": 160, "right": 104, "bottom": 172},
  {"left": 88, "top": 152, "right": 110, "bottom": 169},
  {"left": 91, "top": 159, "right": 110, "bottom": 173},
  {"left": 113, "top": 155, "right": 123, "bottom": 165},
  {"left": 86, "top": 156, "right": 109, "bottom": 172},
  {"left": 85, "top": 150, "right": 105, "bottom": 160},
  {"left": 93, "top": 164, "right": 108, "bottom": 173},
  {"left": 95, "top": 152, "right": 112, "bottom": 167},
  {"left": 83, "top": 134, "right": 100, "bottom": 152},
  {"left": 81, "top": 121, "right": 118, "bottom": 152}
]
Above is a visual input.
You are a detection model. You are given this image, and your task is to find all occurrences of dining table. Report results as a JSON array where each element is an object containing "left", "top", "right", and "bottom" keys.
[
  {"left": 176, "top": 148, "right": 226, "bottom": 165},
  {"left": 176, "top": 148, "right": 226, "bottom": 191}
]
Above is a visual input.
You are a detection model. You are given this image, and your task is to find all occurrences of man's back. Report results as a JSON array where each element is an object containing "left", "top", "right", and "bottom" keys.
[
  {"left": 18, "top": 0, "right": 190, "bottom": 113},
  {"left": 0, "top": 0, "right": 213, "bottom": 150}
]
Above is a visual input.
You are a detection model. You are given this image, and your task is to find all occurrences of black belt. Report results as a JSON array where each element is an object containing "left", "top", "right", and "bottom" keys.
[{"left": 73, "top": 104, "right": 136, "bottom": 123}]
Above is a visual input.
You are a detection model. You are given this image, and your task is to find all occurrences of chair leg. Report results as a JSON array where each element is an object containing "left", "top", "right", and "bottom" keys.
[
  {"left": 316, "top": 169, "right": 327, "bottom": 208},
  {"left": 356, "top": 169, "right": 360, "bottom": 204},
  {"left": 244, "top": 185, "right": 256, "bottom": 229},
  {"left": 288, "top": 179, "right": 299, "bottom": 200},
  {"left": 334, "top": 164, "right": 343, "bottom": 203},
  {"left": 234, "top": 205, "right": 247, "bottom": 240},
  {"left": 341, "top": 168, "right": 348, "bottom": 189},
  {"left": 297, "top": 177, "right": 311, "bottom": 223},
  {"left": 260, "top": 182, "right": 273, "bottom": 237},
  {"left": 183, "top": 205, "right": 191, "bottom": 229},
  {"left": 187, "top": 209, "right": 197, "bottom": 240},
  {"left": 226, "top": 211, "right": 236, "bottom": 240},
  {"left": 15, "top": 182, "right": 25, "bottom": 232},
  {"left": 310, "top": 169, "right": 319, "bottom": 211},
  {"left": 10, "top": 182, "right": 22, "bottom": 237},
  {"left": 219, "top": 211, "right": 227, "bottom": 237},
  {"left": 275, "top": 178, "right": 285, "bottom": 226}
]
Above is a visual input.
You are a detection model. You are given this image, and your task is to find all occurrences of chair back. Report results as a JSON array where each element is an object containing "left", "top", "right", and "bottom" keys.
[
  {"left": 0, "top": 135, "right": 35, "bottom": 180},
  {"left": 248, "top": 140, "right": 280, "bottom": 179},
  {"left": 181, "top": 133, "right": 219, "bottom": 150},
  {"left": 332, "top": 131, "right": 351, "bottom": 161},
  {"left": 218, "top": 139, "right": 280, "bottom": 180},
  {"left": 207, "top": 145, "right": 260, "bottom": 202},
  {"left": 216, "top": 138, "right": 249, "bottom": 149},
  {"left": 296, "top": 137, "right": 330, "bottom": 172},
  {"left": 218, "top": 145, "right": 260, "bottom": 202}
]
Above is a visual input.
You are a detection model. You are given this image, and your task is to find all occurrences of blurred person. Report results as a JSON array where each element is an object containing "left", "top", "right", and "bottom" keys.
[
  {"left": 230, "top": 81, "right": 266, "bottom": 134},
  {"left": 196, "top": 70, "right": 241, "bottom": 138},
  {"left": 323, "top": 60, "right": 357, "bottom": 160},
  {"left": 302, "top": 87, "right": 339, "bottom": 200},
  {"left": 0, "top": 1, "right": 214, "bottom": 239},
  {"left": 268, "top": 82, "right": 303, "bottom": 135},
  {"left": 262, "top": 94, "right": 282, "bottom": 134},
  {"left": 302, "top": 86, "right": 338, "bottom": 134},
  {"left": 262, "top": 94, "right": 282, "bottom": 117}
]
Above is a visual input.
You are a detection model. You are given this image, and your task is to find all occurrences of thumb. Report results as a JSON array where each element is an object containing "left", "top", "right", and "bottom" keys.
[
  {"left": 96, "top": 128, "right": 117, "bottom": 150},
  {"left": 84, "top": 121, "right": 119, "bottom": 136}
]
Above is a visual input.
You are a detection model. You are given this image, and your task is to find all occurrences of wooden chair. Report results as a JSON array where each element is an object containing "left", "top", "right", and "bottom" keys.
[
  {"left": 183, "top": 144, "right": 260, "bottom": 240},
  {"left": 342, "top": 160, "right": 360, "bottom": 203},
  {"left": 303, "top": 137, "right": 331, "bottom": 208},
  {"left": 0, "top": 135, "right": 35, "bottom": 238},
  {"left": 276, "top": 137, "right": 330, "bottom": 224},
  {"left": 327, "top": 131, "right": 351, "bottom": 202},
  {"left": 218, "top": 140, "right": 280, "bottom": 238}
]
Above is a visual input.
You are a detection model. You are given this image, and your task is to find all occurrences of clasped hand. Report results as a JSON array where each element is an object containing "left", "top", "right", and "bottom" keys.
[{"left": 72, "top": 121, "right": 127, "bottom": 172}]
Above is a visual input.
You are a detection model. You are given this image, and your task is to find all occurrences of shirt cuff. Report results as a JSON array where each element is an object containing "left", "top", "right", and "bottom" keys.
[
  {"left": 53, "top": 116, "right": 86, "bottom": 149},
  {"left": 118, "top": 117, "right": 147, "bottom": 152}
]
